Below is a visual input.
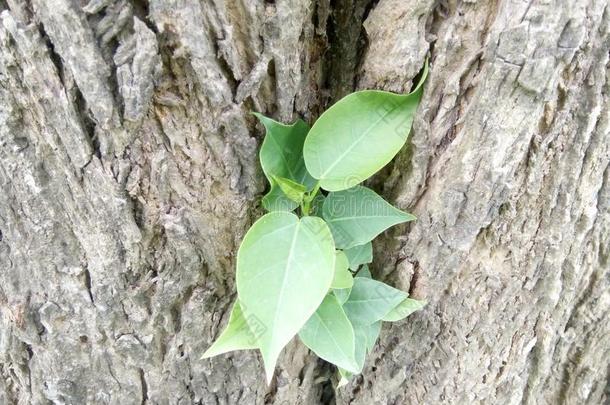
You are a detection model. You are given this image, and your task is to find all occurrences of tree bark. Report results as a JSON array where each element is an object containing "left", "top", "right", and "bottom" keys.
[{"left": 0, "top": 0, "right": 608, "bottom": 404}]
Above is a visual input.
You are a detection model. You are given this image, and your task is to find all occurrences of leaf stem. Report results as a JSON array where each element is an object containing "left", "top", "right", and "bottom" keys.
[
  {"left": 301, "top": 182, "right": 321, "bottom": 216},
  {"left": 310, "top": 183, "right": 321, "bottom": 199}
]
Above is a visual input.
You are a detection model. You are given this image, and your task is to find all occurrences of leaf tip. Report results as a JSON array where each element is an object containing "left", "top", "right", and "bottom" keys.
[
  {"left": 264, "top": 365, "right": 275, "bottom": 385},
  {"left": 200, "top": 347, "right": 215, "bottom": 359},
  {"left": 401, "top": 211, "right": 417, "bottom": 222}
]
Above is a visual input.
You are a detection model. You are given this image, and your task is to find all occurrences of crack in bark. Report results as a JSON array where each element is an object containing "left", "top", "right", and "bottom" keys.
[{"left": 139, "top": 368, "right": 148, "bottom": 405}]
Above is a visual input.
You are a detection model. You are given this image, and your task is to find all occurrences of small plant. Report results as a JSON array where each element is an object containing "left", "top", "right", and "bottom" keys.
[{"left": 203, "top": 63, "right": 429, "bottom": 385}]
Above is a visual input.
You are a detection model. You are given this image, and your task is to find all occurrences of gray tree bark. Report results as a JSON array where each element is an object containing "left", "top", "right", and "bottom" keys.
[{"left": 0, "top": 0, "right": 608, "bottom": 404}]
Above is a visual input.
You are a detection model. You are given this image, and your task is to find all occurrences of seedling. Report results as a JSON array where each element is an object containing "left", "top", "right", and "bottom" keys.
[{"left": 203, "top": 63, "right": 429, "bottom": 386}]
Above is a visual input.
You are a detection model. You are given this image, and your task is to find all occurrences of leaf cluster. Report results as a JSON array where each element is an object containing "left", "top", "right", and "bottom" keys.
[{"left": 203, "top": 64, "right": 428, "bottom": 384}]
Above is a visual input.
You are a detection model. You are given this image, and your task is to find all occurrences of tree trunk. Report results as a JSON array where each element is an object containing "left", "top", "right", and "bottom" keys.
[{"left": 0, "top": 0, "right": 608, "bottom": 404}]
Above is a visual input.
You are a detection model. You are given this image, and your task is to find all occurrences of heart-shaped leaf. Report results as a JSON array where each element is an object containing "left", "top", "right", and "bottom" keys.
[
  {"left": 323, "top": 186, "right": 415, "bottom": 249},
  {"left": 356, "top": 264, "right": 372, "bottom": 279},
  {"left": 255, "top": 113, "right": 316, "bottom": 211},
  {"left": 333, "top": 288, "right": 351, "bottom": 305},
  {"left": 382, "top": 298, "right": 426, "bottom": 322},
  {"left": 364, "top": 321, "right": 382, "bottom": 352},
  {"left": 344, "top": 242, "right": 373, "bottom": 270},
  {"left": 345, "top": 313, "right": 382, "bottom": 375},
  {"left": 337, "top": 367, "right": 352, "bottom": 387},
  {"left": 202, "top": 300, "right": 258, "bottom": 358},
  {"left": 352, "top": 326, "right": 368, "bottom": 372},
  {"left": 341, "top": 320, "right": 382, "bottom": 376},
  {"left": 303, "top": 64, "right": 427, "bottom": 191},
  {"left": 236, "top": 212, "right": 335, "bottom": 382},
  {"left": 310, "top": 193, "right": 326, "bottom": 218},
  {"left": 261, "top": 185, "right": 298, "bottom": 212},
  {"left": 331, "top": 251, "right": 353, "bottom": 289},
  {"left": 273, "top": 175, "right": 307, "bottom": 204},
  {"left": 298, "top": 294, "right": 360, "bottom": 373},
  {"left": 342, "top": 277, "right": 407, "bottom": 325}
]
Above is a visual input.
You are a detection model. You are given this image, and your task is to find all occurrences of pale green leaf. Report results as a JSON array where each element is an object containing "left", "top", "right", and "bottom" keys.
[
  {"left": 346, "top": 318, "right": 382, "bottom": 373},
  {"left": 310, "top": 193, "right": 326, "bottom": 218},
  {"left": 331, "top": 251, "right": 353, "bottom": 289},
  {"left": 255, "top": 113, "right": 316, "bottom": 211},
  {"left": 262, "top": 185, "right": 299, "bottom": 212},
  {"left": 337, "top": 368, "right": 352, "bottom": 388},
  {"left": 298, "top": 294, "right": 360, "bottom": 373},
  {"left": 272, "top": 175, "right": 306, "bottom": 204},
  {"left": 323, "top": 186, "right": 415, "bottom": 249},
  {"left": 344, "top": 242, "right": 373, "bottom": 270},
  {"left": 342, "top": 277, "right": 407, "bottom": 325},
  {"left": 202, "top": 300, "right": 258, "bottom": 358},
  {"left": 356, "top": 264, "right": 372, "bottom": 279},
  {"left": 352, "top": 326, "right": 367, "bottom": 372},
  {"left": 364, "top": 321, "right": 382, "bottom": 352},
  {"left": 236, "top": 212, "right": 335, "bottom": 382},
  {"left": 303, "top": 64, "right": 427, "bottom": 191},
  {"left": 382, "top": 298, "right": 426, "bottom": 322},
  {"left": 347, "top": 265, "right": 372, "bottom": 326},
  {"left": 333, "top": 288, "right": 351, "bottom": 305}
]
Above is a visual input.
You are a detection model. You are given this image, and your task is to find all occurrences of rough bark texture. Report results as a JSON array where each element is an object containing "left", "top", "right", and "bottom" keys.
[{"left": 0, "top": 0, "right": 608, "bottom": 404}]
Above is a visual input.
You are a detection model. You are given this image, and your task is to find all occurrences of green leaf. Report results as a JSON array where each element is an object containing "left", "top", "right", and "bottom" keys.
[
  {"left": 262, "top": 185, "right": 298, "bottom": 212},
  {"left": 255, "top": 113, "right": 316, "bottom": 211},
  {"left": 337, "top": 368, "right": 352, "bottom": 388},
  {"left": 352, "top": 326, "right": 368, "bottom": 372},
  {"left": 302, "top": 64, "right": 427, "bottom": 191},
  {"left": 343, "top": 277, "right": 398, "bottom": 374},
  {"left": 356, "top": 264, "right": 372, "bottom": 279},
  {"left": 382, "top": 298, "right": 426, "bottom": 322},
  {"left": 298, "top": 294, "right": 360, "bottom": 373},
  {"left": 331, "top": 251, "right": 353, "bottom": 289},
  {"left": 343, "top": 242, "right": 373, "bottom": 270},
  {"left": 272, "top": 175, "right": 306, "bottom": 204},
  {"left": 310, "top": 193, "right": 326, "bottom": 217},
  {"left": 236, "top": 212, "right": 335, "bottom": 382},
  {"left": 364, "top": 321, "right": 382, "bottom": 352},
  {"left": 323, "top": 186, "right": 415, "bottom": 249},
  {"left": 202, "top": 300, "right": 258, "bottom": 358},
  {"left": 342, "top": 277, "right": 407, "bottom": 325},
  {"left": 333, "top": 288, "right": 351, "bottom": 305},
  {"left": 347, "top": 318, "right": 382, "bottom": 373}
]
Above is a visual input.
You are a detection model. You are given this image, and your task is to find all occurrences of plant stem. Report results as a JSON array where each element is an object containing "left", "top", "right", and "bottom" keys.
[
  {"left": 310, "top": 183, "right": 321, "bottom": 199},
  {"left": 301, "top": 182, "right": 321, "bottom": 216},
  {"left": 301, "top": 201, "right": 310, "bottom": 216}
]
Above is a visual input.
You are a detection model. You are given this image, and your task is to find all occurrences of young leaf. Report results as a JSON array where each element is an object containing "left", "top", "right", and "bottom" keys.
[
  {"left": 343, "top": 242, "right": 373, "bottom": 270},
  {"left": 342, "top": 274, "right": 394, "bottom": 373},
  {"left": 346, "top": 317, "right": 383, "bottom": 374},
  {"left": 323, "top": 186, "right": 415, "bottom": 249},
  {"left": 337, "top": 368, "right": 352, "bottom": 388},
  {"left": 236, "top": 212, "right": 335, "bottom": 383},
  {"left": 333, "top": 288, "right": 351, "bottom": 305},
  {"left": 303, "top": 63, "right": 428, "bottom": 191},
  {"left": 272, "top": 175, "right": 307, "bottom": 204},
  {"left": 331, "top": 251, "right": 353, "bottom": 289},
  {"left": 382, "top": 298, "right": 426, "bottom": 322},
  {"left": 310, "top": 193, "right": 326, "bottom": 217},
  {"left": 202, "top": 300, "right": 258, "bottom": 358},
  {"left": 352, "top": 327, "right": 368, "bottom": 372},
  {"left": 262, "top": 185, "right": 298, "bottom": 212},
  {"left": 335, "top": 264, "right": 367, "bottom": 313},
  {"left": 255, "top": 113, "right": 316, "bottom": 211},
  {"left": 298, "top": 294, "right": 360, "bottom": 373},
  {"left": 356, "top": 264, "right": 372, "bottom": 279},
  {"left": 342, "top": 277, "right": 407, "bottom": 325},
  {"left": 364, "top": 321, "right": 382, "bottom": 353}
]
